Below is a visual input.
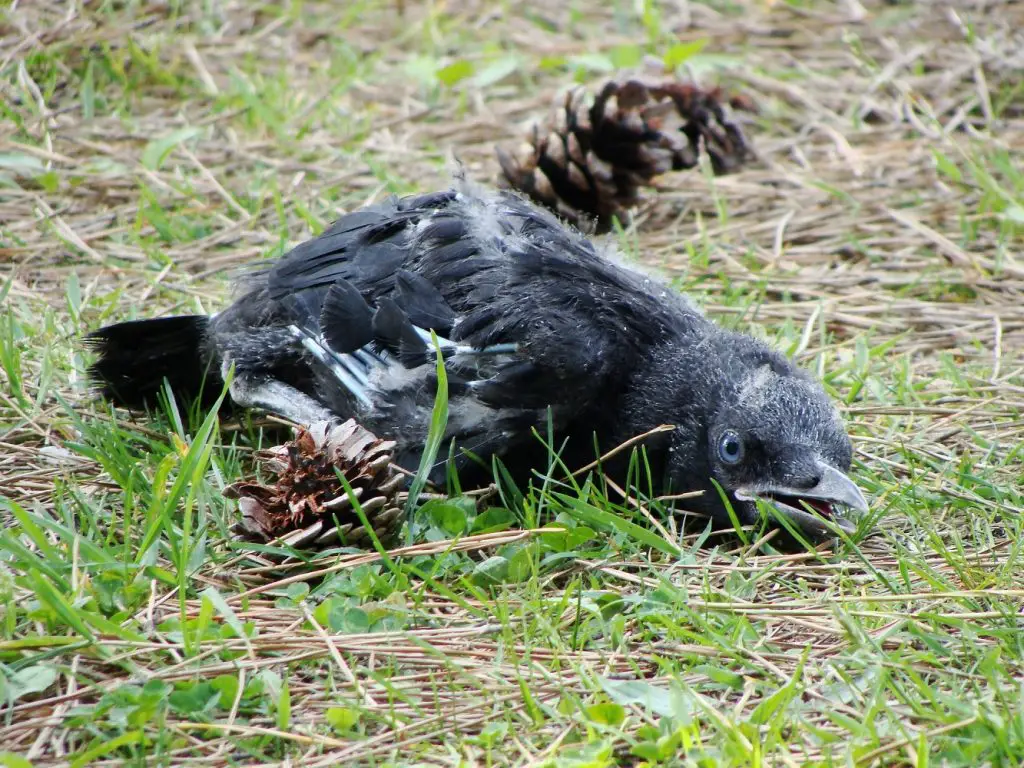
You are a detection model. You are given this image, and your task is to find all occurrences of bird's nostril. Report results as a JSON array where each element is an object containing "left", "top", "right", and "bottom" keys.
[{"left": 793, "top": 473, "right": 822, "bottom": 491}]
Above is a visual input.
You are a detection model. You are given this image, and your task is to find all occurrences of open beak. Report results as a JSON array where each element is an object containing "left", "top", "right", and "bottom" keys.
[{"left": 736, "top": 462, "right": 869, "bottom": 537}]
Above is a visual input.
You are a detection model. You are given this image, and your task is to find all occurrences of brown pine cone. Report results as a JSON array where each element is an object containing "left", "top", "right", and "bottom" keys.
[
  {"left": 497, "top": 78, "right": 754, "bottom": 232},
  {"left": 225, "top": 419, "right": 406, "bottom": 550}
]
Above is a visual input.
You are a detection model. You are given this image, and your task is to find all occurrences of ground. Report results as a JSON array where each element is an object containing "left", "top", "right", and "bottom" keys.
[{"left": 1, "top": 0, "right": 1022, "bottom": 765}]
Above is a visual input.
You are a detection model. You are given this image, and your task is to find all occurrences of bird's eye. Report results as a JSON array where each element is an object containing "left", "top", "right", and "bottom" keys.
[{"left": 718, "top": 431, "right": 744, "bottom": 465}]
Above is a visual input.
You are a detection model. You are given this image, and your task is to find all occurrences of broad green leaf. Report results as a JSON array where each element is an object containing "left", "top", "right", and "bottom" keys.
[
  {"left": 141, "top": 127, "right": 200, "bottom": 171},
  {"left": 404, "top": 55, "right": 439, "bottom": 88},
  {"left": 0, "top": 752, "right": 34, "bottom": 768},
  {"left": 1004, "top": 205, "right": 1024, "bottom": 223},
  {"left": 472, "top": 56, "right": 520, "bottom": 87},
  {"left": 472, "top": 721, "right": 508, "bottom": 747},
  {"left": 0, "top": 153, "right": 45, "bottom": 176},
  {"left": 422, "top": 498, "right": 472, "bottom": 535},
  {"left": 211, "top": 675, "right": 239, "bottom": 709},
  {"left": 539, "top": 55, "right": 567, "bottom": 71},
  {"left": 259, "top": 669, "right": 282, "bottom": 701},
  {"left": 692, "top": 664, "right": 744, "bottom": 689},
  {"left": 436, "top": 59, "right": 475, "bottom": 87},
  {"left": 327, "top": 604, "right": 370, "bottom": 634},
  {"left": 472, "top": 555, "right": 509, "bottom": 586},
  {"left": 586, "top": 702, "right": 626, "bottom": 727},
  {"left": 568, "top": 53, "right": 615, "bottom": 74},
  {"left": 168, "top": 682, "right": 217, "bottom": 714},
  {"left": 663, "top": 39, "right": 709, "bottom": 69},
  {"left": 326, "top": 706, "right": 360, "bottom": 732},
  {"left": 5, "top": 665, "right": 58, "bottom": 702},
  {"left": 599, "top": 678, "right": 676, "bottom": 717},
  {"left": 609, "top": 45, "right": 644, "bottom": 69},
  {"left": 471, "top": 506, "right": 515, "bottom": 533}
]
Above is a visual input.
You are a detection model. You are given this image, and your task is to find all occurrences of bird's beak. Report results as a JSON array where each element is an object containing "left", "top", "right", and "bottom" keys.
[{"left": 735, "top": 461, "right": 869, "bottom": 537}]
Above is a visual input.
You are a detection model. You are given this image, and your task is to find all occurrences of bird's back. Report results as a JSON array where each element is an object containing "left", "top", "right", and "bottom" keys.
[
  {"left": 253, "top": 185, "right": 700, "bottom": 344},
  {"left": 209, "top": 182, "right": 710, "bottom": 478}
]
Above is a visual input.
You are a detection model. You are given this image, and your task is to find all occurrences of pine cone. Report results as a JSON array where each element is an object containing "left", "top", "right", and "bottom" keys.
[
  {"left": 497, "top": 78, "right": 754, "bottom": 232},
  {"left": 225, "top": 419, "right": 406, "bottom": 550}
]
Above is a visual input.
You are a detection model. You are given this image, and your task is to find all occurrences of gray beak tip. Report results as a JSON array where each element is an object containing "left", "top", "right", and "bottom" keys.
[{"left": 815, "top": 461, "right": 870, "bottom": 516}]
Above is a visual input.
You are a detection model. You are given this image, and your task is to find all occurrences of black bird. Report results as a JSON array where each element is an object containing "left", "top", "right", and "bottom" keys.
[{"left": 87, "top": 182, "right": 869, "bottom": 537}]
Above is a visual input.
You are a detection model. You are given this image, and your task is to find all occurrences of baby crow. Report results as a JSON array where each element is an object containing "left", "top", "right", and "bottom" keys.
[{"left": 88, "top": 181, "right": 869, "bottom": 538}]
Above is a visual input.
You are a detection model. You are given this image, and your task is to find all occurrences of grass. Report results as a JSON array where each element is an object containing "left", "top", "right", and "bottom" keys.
[{"left": 1, "top": 0, "right": 1022, "bottom": 765}]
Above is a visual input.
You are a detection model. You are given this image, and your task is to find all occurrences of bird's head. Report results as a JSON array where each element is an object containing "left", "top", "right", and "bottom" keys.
[{"left": 664, "top": 341, "right": 868, "bottom": 538}]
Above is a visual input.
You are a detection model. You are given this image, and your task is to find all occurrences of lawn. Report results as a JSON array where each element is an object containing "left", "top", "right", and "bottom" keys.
[{"left": 1, "top": 0, "right": 1022, "bottom": 765}]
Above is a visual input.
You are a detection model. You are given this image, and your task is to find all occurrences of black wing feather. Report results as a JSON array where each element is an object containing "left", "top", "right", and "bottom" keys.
[
  {"left": 320, "top": 281, "right": 374, "bottom": 353},
  {"left": 395, "top": 270, "right": 457, "bottom": 336},
  {"left": 372, "top": 298, "right": 429, "bottom": 367},
  {"left": 415, "top": 213, "right": 467, "bottom": 244}
]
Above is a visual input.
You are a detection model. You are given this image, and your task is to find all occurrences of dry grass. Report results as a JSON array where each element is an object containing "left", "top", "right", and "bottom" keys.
[{"left": 1, "top": 0, "right": 1022, "bottom": 765}]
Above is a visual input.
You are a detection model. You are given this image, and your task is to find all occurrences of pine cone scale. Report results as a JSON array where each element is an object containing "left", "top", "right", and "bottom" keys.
[{"left": 227, "top": 419, "right": 407, "bottom": 554}]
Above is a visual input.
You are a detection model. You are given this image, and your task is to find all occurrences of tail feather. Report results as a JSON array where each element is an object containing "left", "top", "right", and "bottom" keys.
[{"left": 86, "top": 315, "right": 221, "bottom": 409}]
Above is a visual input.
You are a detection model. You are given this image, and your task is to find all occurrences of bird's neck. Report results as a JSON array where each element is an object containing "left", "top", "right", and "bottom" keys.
[{"left": 609, "top": 335, "right": 723, "bottom": 483}]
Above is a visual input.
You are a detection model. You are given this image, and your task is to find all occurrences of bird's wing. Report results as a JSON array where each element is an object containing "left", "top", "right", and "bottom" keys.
[
  {"left": 259, "top": 184, "right": 705, "bottom": 472},
  {"left": 265, "top": 190, "right": 458, "bottom": 301}
]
